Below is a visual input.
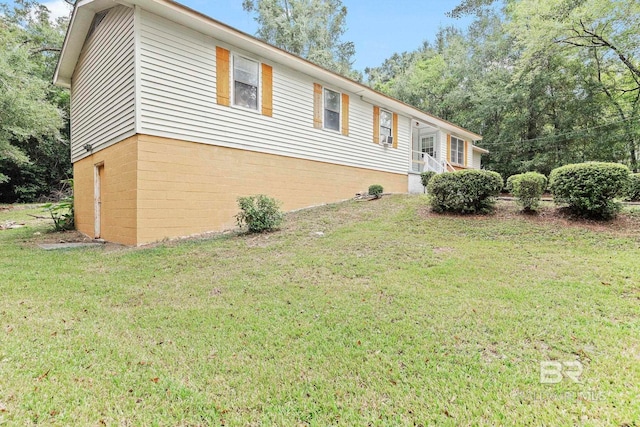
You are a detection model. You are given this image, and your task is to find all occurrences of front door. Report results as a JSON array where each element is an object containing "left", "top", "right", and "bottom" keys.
[
  {"left": 421, "top": 134, "right": 437, "bottom": 159},
  {"left": 94, "top": 163, "right": 104, "bottom": 239},
  {"left": 412, "top": 133, "right": 437, "bottom": 172}
]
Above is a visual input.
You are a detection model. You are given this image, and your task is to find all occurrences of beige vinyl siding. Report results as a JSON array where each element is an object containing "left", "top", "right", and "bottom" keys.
[
  {"left": 70, "top": 5, "right": 136, "bottom": 162},
  {"left": 138, "top": 11, "right": 409, "bottom": 175},
  {"left": 438, "top": 132, "right": 448, "bottom": 165},
  {"left": 472, "top": 151, "right": 482, "bottom": 169}
]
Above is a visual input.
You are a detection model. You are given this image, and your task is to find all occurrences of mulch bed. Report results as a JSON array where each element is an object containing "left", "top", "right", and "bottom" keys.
[{"left": 418, "top": 200, "right": 640, "bottom": 237}]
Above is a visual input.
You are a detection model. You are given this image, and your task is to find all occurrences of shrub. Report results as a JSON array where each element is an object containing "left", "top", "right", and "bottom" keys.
[
  {"left": 235, "top": 194, "right": 284, "bottom": 233},
  {"left": 427, "top": 169, "right": 503, "bottom": 214},
  {"left": 549, "top": 162, "right": 630, "bottom": 219},
  {"left": 626, "top": 173, "right": 640, "bottom": 201},
  {"left": 420, "top": 171, "right": 436, "bottom": 189},
  {"left": 507, "top": 172, "right": 547, "bottom": 211},
  {"left": 42, "top": 179, "right": 74, "bottom": 232},
  {"left": 505, "top": 174, "right": 517, "bottom": 192},
  {"left": 368, "top": 184, "right": 384, "bottom": 198}
]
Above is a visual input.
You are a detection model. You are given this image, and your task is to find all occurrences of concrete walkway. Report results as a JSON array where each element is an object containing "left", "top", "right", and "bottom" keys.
[{"left": 38, "top": 242, "right": 104, "bottom": 250}]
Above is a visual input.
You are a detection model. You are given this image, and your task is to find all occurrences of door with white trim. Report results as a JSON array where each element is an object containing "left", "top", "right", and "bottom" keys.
[{"left": 94, "top": 163, "right": 104, "bottom": 239}]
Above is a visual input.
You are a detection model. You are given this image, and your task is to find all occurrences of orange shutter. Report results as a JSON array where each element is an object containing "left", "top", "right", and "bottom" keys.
[
  {"left": 392, "top": 113, "right": 399, "bottom": 149},
  {"left": 341, "top": 93, "right": 349, "bottom": 136},
  {"left": 373, "top": 106, "right": 380, "bottom": 143},
  {"left": 261, "top": 63, "right": 273, "bottom": 117},
  {"left": 216, "top": 47, "right": 230, "bottom": 106},
  {"left": 447, "top": 134, "right": 451, "bottom": 163},
  {"left": 313, "top": 83, "right": 322, "bottom": 129}
]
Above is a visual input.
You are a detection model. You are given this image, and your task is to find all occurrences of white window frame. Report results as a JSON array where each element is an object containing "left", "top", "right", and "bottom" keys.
[
  {"left": 380, "top": 109, "right": 393, "bottom": 142},
  {"left": 232, "top": 54, "right": 260, "bottom": 111},
  {"left": 422, "top": 134, "right": 436, "bottom": 158},
  {"left": 411, "top": 132, "right": 437, "bottom": 172},
  {"left": 323, "top": 87, "right": 341, "bottom": 132},
  {"left": 450, "top": 136, "right": 465, "bottom": 165}
]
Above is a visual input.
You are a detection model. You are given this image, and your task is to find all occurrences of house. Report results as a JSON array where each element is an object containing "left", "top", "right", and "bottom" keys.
[{"left": 54, "top": 0, "right": 488, "bottom": 246}]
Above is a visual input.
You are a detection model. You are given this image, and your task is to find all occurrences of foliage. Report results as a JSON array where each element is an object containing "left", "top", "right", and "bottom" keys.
[
  {"left": 420, "top": 171, "right": 437, "bottom": 189},
  {"left": 506, "top": 172, "right": 547, "bottom": 211},
  {"left": 42, "top": 179, "right": 74, "bottom": 231},
  {"left": 505, "top": 0, "right": 640, "bottom": 173},
  {"left": 367, "top": 184, "right": 383, "bottom": 198},
  {"left": 242, "top": 0, "right": 360, "bottom": 79},
  {"left": 549, "top": 162, "right": 630, "bottom": 219},
  {"left": 625, "top": 173, "right": 640, "bottom": 201},
  {"left": 235, "top": 194, "right": 284, "bottom": 232},
  {"left": 0, "top": 1, "right": 71, "bottom": 202},
  {"left": 427, "top": 169, "right": 503, "bottom": 214}
]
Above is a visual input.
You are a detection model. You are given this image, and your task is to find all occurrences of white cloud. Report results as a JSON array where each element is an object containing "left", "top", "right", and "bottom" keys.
[{"left": 42, "top": 0, "right": 73, "bottom": 21}]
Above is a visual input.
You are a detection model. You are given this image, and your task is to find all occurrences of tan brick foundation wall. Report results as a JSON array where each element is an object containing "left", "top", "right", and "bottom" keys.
[
  {"left": 74, "top": 134, "right": 407, "bottom": 245},
  {"left": 73, "top": 137, "right": 138, "bottom": 245}
]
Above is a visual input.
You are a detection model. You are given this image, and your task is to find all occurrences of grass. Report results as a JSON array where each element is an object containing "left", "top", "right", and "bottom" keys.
[{"left": 1, "top": 196, "right": 639, "bottom": 426}]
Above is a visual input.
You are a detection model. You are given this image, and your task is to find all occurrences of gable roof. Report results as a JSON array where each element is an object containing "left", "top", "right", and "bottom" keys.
[{"left": 54, "top": 0, "right": 483, "bottom": 142}]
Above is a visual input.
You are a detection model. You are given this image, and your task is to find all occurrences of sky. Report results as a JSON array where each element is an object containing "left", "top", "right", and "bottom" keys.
[{"left": 40, "top": 0, "right": 471, "bottom": 72}]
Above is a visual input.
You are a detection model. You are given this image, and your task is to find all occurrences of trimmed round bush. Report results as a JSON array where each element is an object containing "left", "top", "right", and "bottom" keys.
[
  {"left": 420, "top": 171, "right": 437, "bottom": 188},
  {"left": 507, "top": 172, "right": 547, "bottom": 211},
  {"left": 626, "top": 173, "right": 640, "bottom": 201},
  {"left": 427, "top": 169, "right": 504, "bottom": 214},
  {"left": 549, "top": 162, "right": 630, "bottom": 219},
  {"left": 235, "top": 194, "right": 284, "bottom": 232},
  {"left": 368, "top": 184, "right": 384, "bottom": 198}
]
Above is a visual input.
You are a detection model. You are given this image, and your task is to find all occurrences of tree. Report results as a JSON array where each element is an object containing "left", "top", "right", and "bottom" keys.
[
  {"left": 448, "top": 0, "right": 640, "bottom": 172},
  {"left": 505, "top": 0, "right": 640, "bottom": 171},
  {"left": 242, "top": 0, "right": 359, "bottom": 79},
  {"left": 448, "top": 0, "right": 501, "bottom": 18},
  {"left": 0, "top": 1, "right": 70, "bottom": 201}
]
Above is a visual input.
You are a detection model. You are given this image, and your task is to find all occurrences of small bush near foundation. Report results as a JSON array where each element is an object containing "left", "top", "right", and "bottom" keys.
[
  {"left": 420, "top": 171, "right": 437, "bottom": 189},
  {"left": 427, "top": 170, "right": 503, "bottom": 214},
  {"left": 42, "top": 179, "right": 74, "bottom": 231},
  {"left": 626, "top": 173, "right": 640, "bottom": 201},
  {"left": 368, "top": 184, "right": 384, "bottom": 198},
  {"left": 549, "top": 162, "right": 630, "bottom": 219},
  {"left": 507, "top": 172, "right": 547, "bottom": 211},
  {"left": 236, "top": 195, "right": 284, "bottom": 233}
]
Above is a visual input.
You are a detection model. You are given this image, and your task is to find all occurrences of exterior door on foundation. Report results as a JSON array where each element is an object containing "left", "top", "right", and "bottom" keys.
[{"left": 94, "top": 163, "right": 104, "bottom": 239}]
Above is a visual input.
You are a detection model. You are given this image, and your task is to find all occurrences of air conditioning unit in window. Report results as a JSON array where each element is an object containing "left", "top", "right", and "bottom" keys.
[{"left": 380, "top": 135, "right": 393, "bottom": 146}]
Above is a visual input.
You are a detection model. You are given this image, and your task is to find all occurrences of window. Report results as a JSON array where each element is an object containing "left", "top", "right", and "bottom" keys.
[
  {"left": 313, "top": 84, "right": 348, "bottom": 134},
  {"left": 380, "top": 110, "right": 392, "bottom": 141},
  {"left": 373, "top": 107, "right": 398, "bottom": 148},
  {"left": 451, "top": 136, "right": 465, "bottom": 165},
  {"left": 233, "top": 56, "right": 259, "bottom": 110},
  {"left": 324, "top": 88, "right": 340, "bottom": 131},
  {"left": 422, "top": 135, "right": 436, "bottom": 157}
]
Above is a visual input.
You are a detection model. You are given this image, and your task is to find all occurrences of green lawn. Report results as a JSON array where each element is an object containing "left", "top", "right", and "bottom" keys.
[{"left": 1, "top": 196, "right": 639, "bottom": 426}]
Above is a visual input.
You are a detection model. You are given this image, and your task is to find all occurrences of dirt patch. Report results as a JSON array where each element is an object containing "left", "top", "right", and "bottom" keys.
[
  {"left": 433, "top": 247, "right": 455, "bottom": 254},
  {"left": 23, "top": 230, "right": 123, "bottom": 252},
  {"left": 34, "top": 230, "right": 96, "bottom": 244},
  {"left": 1, "top": 221, "right": 26, "bottom": 230}
]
